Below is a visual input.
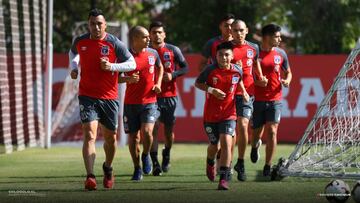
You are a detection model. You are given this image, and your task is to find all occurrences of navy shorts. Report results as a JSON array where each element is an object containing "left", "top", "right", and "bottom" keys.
[
  {"left": 252, "top": 101, "right": 282, "bottom": 129},
  {"left": 123, "top": 103, "right": 158, "bottom": 134},
  {"left": 204, "top": 120, "right": 236, "bottom": 145},
  {"left": 157, "top": 96, "right": 177, "bottom": 126},
  {"left": 235, "top": 95, "right": 254, "bottom": 119},
  {"left": 78, "top": 95, "right": 119, "bottom": 131}
]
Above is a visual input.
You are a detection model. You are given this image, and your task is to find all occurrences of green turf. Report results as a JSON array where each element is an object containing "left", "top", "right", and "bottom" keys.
[{"left": 0, "top": 144, "right": 356, "bottom": 203}]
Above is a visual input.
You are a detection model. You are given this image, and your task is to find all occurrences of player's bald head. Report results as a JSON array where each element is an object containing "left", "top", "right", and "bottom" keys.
[
  {"left": 129, "top": 26, "right": 148, "bottom": 42},
  {"left": 231, "top": 19, "right": 247, "bottom": 28}
]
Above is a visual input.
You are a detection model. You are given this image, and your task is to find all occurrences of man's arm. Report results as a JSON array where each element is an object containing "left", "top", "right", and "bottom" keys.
[
  {"left": 281, "top": 68, "right": 292, "bottom": 87},
  {"left": 237, "top": 80, "right": 249, "bottom": 102},
  {"left": 100, "top": 55, "right": 136, "bottom": 72},
  {"left": 171, "top": 46, "right": 189, "bottom": 79},
  {"left": 153, "top": 62, "right": 164, "bottom": 93},
  {"left": 194, "top": 66, "right": 225, "bottom": 100},
  {"left": 118, "top": 72, "right": 140, "bottom": 84},
  {"left": 101, "top": 36, "right": 136, "bottom": 72},
  {"left": 253, "top": 60, "right": 268, "bottom": 87},
  {"left": 279, "top": 49, "right": 292, "bottom": 87}
]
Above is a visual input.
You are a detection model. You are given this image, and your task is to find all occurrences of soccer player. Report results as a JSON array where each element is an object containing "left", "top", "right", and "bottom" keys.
[
  {"left": 195, "top": 41, "right": 249, "bottom": 190},
  {"left": 198, "top": 13, "right": 235, "bottom": 72},
  {"left": 230, "top": 20, "right": 268, "bottom": 181},
  {"left": 198, "top": 13, "right": 236, "bottom": 172},
  {"left": 69, "top": 9, "right": 136, "bottom": 190},
  {"left": 148, "top": 21, "right": 189, "bottom": 176},
  {"left": 251, "top": 23, "right": 292, "bottom": 177},
  {"left": 119, "top": 26, "right": 164, "bottom": 181}
]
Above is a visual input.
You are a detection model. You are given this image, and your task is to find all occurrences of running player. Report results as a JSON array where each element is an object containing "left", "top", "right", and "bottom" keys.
[
  {"left": 148, "top": 21, "right": 189, "bottom": 176},
  {"left": 198, "top": 13, "right": 235, "bottom": 72},
  {"left": 69, "top": 8, "right": 136, "bottom": 190},
  {"left": 251, "top": 23, "right": 292, "bottom": 177},
  {"left": 230, "top": 19, "right": 267, "bottom": 181},
  {"left": 198, "top": 13, "right": 236, "bottom": 172},
  {"left": 195, "top": 41, "right": 249, "bottom": 190},
  {"left": 119, "top": 26, "right": 164, "bottom": 181}
]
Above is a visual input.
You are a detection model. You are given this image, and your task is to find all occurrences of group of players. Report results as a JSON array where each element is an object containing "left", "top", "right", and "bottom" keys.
[{"left": 69, "top": 9, "right": 292, "bottom": 191}]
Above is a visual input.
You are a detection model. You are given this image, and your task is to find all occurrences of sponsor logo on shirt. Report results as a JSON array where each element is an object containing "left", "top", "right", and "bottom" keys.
[
  {"left": 101, "top": 45, "right": 109, "bottom": 55},
  {"left": 247, "top": 58, "right": 253, "bottom": 66},
  {"left": 274, "top": 55, "right": 281, "bottom": 64},
  {"left": 164, "top": 61, "right": 172, "bottom": 69},
  {"left": 81, "top": 46, "right": 87, "bottom": 51},
  {"left": 148, "top": 56, "right": 156, "bottom": 65},
  {"left": 247, "top": 49, "right": 254, "bottom": 58},
  {"left": 149, "top": 66, "right": 154, "bottom": 74},
  {"left": 163, "top": 52, "right": 171, "bottom": 60}
]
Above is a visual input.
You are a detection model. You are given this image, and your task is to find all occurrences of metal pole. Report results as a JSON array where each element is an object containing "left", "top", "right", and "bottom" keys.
[{"left": 45, "top": 0, "right": 53, "bottom": 148}]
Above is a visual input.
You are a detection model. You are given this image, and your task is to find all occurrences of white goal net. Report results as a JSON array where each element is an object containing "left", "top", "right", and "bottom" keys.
[{"left": 274, "top": 39, "right": 360, "bottom": 179}]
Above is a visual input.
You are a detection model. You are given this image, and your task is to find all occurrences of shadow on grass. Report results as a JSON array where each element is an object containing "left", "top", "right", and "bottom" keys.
[{"left": 253, "top": 170, "right": 272, "bottom": 182}]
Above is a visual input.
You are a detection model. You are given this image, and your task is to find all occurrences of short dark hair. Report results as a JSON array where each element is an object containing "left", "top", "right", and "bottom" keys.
[
  {"left": 149, "top": 21, "right": 165, "bottom": 32},
  {"left": 88, "top": 8, "right": 104, "bottom": 19},
  {"left": 261, "top": 23, "right": 281, "bottom": 36},
  {"left": 219, "top": 13, "right": 235, "bottom": 24},
  {"left": 216, "top": 41, "right": 233, "bottom": 52}
]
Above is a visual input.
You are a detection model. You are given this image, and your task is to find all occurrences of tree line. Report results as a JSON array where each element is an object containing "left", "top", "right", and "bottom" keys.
[{"left": 54, "top": 0, "right": 360, "bottom": 54}]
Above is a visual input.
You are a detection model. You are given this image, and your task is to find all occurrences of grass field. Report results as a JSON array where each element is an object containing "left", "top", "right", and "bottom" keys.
[{"left": 0, "top": 144, "right": 357, "bottom": 203}]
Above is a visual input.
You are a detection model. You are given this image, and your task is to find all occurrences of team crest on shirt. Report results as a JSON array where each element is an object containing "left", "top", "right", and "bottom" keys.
[
  {"left": 274, "top": 55, "right": 281, "bottom": 64},
  {"left": 212, "top": 77, "right": 218, "bottom": 85},
  {"left": 148, "top": 56, "right": 156, "bottom": 65},
  {"left": 247, "top": 58, "right": 253, "bottom": 66},
  {"left": 163, "top": 52, "right": 171, "bottom": 60},
  {"left": 101, "top": 45, "right": 109, "bottom": 55},
  {"left": 247, "top": 49, "right": 254, "bottom": 58},
  {"left": 164, "top": 61, "right": 172, "bottom": 69},
  {"left": 232, "top": 75, "right": 240, "bottom": 84}
]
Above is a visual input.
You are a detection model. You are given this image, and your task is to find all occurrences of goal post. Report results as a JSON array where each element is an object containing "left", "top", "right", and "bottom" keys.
[
  {"left": 272, "top": 39, "right": 360, "bottom": 180},
  {"left": 0, "top": 0, "right": 48, "bottom": 154}
]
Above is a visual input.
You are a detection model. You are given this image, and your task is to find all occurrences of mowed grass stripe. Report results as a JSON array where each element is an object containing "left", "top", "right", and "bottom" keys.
[{"left": 0, "top": 144, "right": 342, "bottom": 203}]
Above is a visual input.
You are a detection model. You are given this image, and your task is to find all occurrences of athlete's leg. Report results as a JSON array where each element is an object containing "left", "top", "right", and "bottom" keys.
[
  {"left": 101, "top": 124, "right": 117, "bottom": 167},
  {"left": 237, "top": 117, "right": 250, "bottom": 159},
  {"left": 163, "top": 123, "right": 174, "bottom": 149},
  {"left": 264, "top": 122, "right": 278, "bottom": 166},
  {"left": 128, "top": 131, "right": 141, "bottom": 168},
  {"left": 142, "top": 122, "right": 155, "bottom": 155},
  {"left": 252, "top": 125, "right": 264, "bottom": 147},
  {"left": 82, "top": 121, "right": 98, "bottom": 175},
  {"left": 219, "top": 133, "right": 233, "bottom": 167},
  {"left": 151, "top": 120, "right": 160, "bottom": 153}
]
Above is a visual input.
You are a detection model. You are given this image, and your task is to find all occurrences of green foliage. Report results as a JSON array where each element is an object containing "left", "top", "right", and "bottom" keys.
[
  {"left": 53, "top": 0, "right": 360, "bottom": 54},
  {"left": 160, "top": 0, "right": 359, "bottom": 53},
  {"left": 53, "top": 0, "right": 154, "bottom": 52},
  {"left": 288, "top": 0, "right": 360, "bottom": 53}
]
